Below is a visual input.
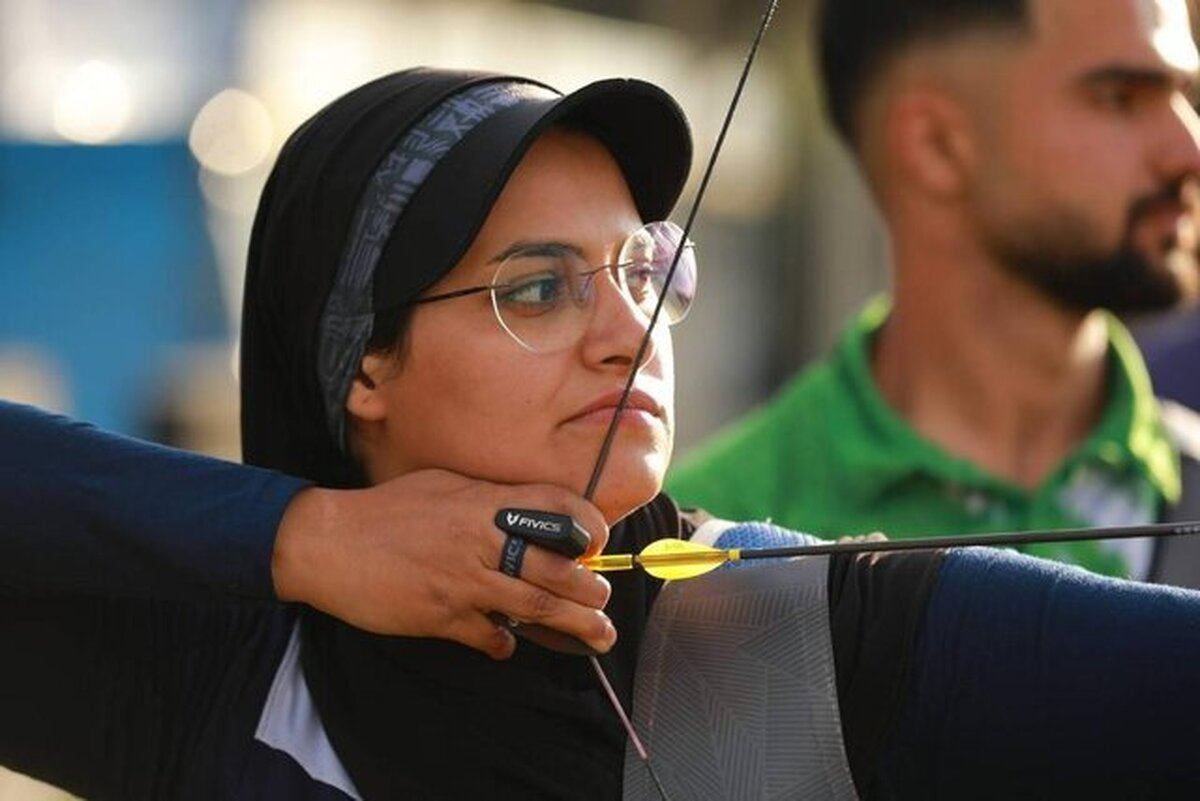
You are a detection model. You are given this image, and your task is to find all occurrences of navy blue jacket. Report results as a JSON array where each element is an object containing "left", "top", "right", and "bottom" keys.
[
  {"left": 6, "top": 401, "right": 1200, "bottom": 799},
  {"left": 0, "top": 402, "right": 355, "bottom": 799}
]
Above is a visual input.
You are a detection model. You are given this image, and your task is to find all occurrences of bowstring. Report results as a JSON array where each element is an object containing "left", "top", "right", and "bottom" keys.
[
  {"left": 584, "top": 0, "right": 780, "bottom": 501},
  {"left": 579, "top": 2, "right": 781, "bottom": 799}
]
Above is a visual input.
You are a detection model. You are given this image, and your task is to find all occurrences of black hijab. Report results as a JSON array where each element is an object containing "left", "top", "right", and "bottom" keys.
[{"left": 239, "top": 68, "right": 692, "bottom": 798}]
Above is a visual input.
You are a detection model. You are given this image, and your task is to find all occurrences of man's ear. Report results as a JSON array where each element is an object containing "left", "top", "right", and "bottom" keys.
[
  {"left": 886, "top": 87, "right": 976, "bottom": 197},
  {"left": 345, "top": 352, "right": 390, "bottom": 423}
]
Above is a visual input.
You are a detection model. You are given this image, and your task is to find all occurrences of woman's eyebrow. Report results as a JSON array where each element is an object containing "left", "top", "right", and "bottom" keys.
[{"left": 489, "top": 241, "right": 582, "bottom": 264}]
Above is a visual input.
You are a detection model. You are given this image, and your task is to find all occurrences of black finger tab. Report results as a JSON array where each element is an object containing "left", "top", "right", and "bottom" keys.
[
  {"left": 495, "top": 508, "right": 590, "bottom": 558},
  {"left": 499, "top": 534, "right": 527, "bottom": 577}
]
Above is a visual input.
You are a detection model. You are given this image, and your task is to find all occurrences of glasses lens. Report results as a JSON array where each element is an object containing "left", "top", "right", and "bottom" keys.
[
  {"left": 618, "top": 221, "right": 696, "bottom": 324},
  {"left": 491, "top": 248, "right": 589, "bottom": 352},
  {"left": 488, "top": 223, "right": 696, "bottom": 353}
]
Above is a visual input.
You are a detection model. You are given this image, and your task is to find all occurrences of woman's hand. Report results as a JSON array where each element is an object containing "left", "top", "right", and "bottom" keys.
[{"left": 271, "top": 469, "right": 615, "bottom": 659}]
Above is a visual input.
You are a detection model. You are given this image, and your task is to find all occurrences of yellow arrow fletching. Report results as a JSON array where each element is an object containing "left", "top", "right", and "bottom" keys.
[
  {"left": 581, "top": 539, "right": 739, "bottom": 580},
  {"left": 638, "top": 539, "right": 736, "bottom": 579},
  {"left": 638, "top": 539, "right": 731, "bottom": 579}
]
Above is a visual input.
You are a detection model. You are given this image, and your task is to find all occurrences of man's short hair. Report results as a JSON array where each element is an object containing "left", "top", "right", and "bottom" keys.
[{"left": 816, "top": 0, "right": 1030, "bottom": 148}]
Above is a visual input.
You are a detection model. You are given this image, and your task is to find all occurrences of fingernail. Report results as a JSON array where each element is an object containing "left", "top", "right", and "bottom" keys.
[{"left": 602, "top": 615, "right": 617, "bottom": 646}]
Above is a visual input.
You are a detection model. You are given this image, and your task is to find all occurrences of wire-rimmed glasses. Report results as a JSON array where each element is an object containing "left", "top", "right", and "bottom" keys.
[{"left": 409, "top": 220, "right": 697, "bottom": 353}]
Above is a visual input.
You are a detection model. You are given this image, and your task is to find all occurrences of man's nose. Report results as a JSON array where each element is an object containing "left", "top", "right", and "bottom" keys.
[{"left": 1154, "top": 93, "right": 1200, "bottom": 181}]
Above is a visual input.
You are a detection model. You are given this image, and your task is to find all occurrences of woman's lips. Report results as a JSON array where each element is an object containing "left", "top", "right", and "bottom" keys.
[{"left": 565, "top": 389, "right": 666, "bottom": 426}]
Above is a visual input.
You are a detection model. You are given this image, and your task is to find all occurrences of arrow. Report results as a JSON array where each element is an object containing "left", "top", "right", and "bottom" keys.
[{"left": 582, "top": 520, "right": 1200, "bottom": 580}]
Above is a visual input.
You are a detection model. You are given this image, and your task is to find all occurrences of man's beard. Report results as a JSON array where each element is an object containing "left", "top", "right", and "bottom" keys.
[{"left": 985, "top": 182, "right": 1200, "bottom": 314}]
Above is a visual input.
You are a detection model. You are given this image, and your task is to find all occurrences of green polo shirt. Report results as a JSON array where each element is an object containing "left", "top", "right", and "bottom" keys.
[{"left": 668, "top": 298, "right": 1181, "bottom": 578}]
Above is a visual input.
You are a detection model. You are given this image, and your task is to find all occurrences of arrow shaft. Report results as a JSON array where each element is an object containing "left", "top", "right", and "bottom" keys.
[
  {"left": 581, "top": 520, "right": 1200, "bottom": 578},
  {"left": 741, "top": 520, "right": 1200, "bottom": 560},
  {"left": 587, "top": 554, "right": 637, "bottom": 572},
  {"left": 641, "top": 549, "right": 736, "bottom": 570}
]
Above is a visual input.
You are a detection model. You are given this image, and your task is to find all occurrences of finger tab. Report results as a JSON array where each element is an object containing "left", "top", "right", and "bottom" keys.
[{"left": 495, "top": 508, "right": 590, "bottom": 558}]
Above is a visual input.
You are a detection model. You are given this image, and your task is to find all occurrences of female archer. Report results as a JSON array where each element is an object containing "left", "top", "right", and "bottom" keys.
[{"left": 1, "top": 68, "right": 1198, "bottom": 800}]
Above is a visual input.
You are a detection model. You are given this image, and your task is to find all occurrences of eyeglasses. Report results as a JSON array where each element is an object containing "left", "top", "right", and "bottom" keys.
[{"left": 410, "top": 220, "right": 697, "bottom": 353}]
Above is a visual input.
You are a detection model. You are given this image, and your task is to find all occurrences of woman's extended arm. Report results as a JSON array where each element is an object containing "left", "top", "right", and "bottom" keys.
[
  {"left": 873, "top": 546, "right": 1200, "bottom": 798},
  {"left": 627, "top": 519, "right": 1200, "bottom": 799}
]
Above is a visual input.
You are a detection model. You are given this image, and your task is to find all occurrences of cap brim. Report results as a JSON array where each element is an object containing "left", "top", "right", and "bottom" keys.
[{"left": 373, "top": 77, "right": 693, "bottom": 311}]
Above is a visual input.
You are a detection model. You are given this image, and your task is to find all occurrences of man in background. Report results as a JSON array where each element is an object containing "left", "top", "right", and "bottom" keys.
[{"left": 671, "top": 0, "right": 1200, "bottom": 581}]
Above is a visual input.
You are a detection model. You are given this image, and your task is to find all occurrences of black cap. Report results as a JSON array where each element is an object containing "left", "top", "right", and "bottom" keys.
[{"left": 372, "top": 76, "right": 693, "bottom": 311}]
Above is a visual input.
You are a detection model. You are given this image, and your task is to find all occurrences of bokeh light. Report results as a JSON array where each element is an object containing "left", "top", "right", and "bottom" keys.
[
  {"left": 51, "top": 60, "right": 133, "bottom": 144},
  {"left": 189, "top": 88, "right": 275, "bottom": 176}
]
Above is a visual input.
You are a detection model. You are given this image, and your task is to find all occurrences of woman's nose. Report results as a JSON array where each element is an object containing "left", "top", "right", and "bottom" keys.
[{"left": 580, "top": 268, "right": 656, "bottom": 370}]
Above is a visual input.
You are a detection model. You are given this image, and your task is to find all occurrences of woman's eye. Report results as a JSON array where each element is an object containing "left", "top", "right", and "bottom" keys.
[{"left": 498, "top": 272, "right": 565, "bottom": 313}]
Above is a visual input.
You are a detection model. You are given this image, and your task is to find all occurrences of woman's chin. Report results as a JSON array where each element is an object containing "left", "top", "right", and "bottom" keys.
[{"left": 591, "top": 465, "right": 667, "bottom": 525}]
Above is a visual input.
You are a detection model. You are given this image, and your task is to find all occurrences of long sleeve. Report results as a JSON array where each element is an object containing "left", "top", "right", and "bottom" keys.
[
  {"left": 0, "top": 400, "right": 309, "bottom": 600},
  {"left": 0, "top": 401, "right": 305, "bottom": 799},
  {"left": 874, "top": 547, "right": 1200, "bottom": 798}
]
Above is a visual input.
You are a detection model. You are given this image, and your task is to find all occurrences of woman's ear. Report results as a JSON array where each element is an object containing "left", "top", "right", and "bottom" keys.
[{"left": 345, "top": 352, "right": 390, "bottom": 424}]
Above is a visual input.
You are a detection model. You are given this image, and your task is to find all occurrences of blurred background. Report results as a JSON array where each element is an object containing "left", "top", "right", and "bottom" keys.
[
  {"left": 0, "top": 0, "right": 890, "bottom": 466},
  {"left": 0, "top": 1, "right": 875, "bottom": 792},
  {"left": 0, "top": 0, "right": 1195, "bottom": 796}
]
